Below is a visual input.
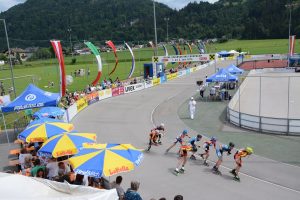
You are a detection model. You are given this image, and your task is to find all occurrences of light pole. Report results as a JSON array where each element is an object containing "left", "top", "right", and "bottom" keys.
[
  {"left": 153, "top": 0, "right": 158, "bottom": 56},
  {"left": 0, "top": 19, "right": 16, "bottom": 98},
  {"left": 68, "top": 28, "right": 72, "bottom": 56},
  {"left": 164, "top": 17, "right": 169, "bottom": 43}
]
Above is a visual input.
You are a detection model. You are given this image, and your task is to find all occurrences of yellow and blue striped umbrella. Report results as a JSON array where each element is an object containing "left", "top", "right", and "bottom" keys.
[
  {"left": 38, "top": 132, "right": 97, "bottom": 158},
  {"left": 69, "top": 143, "right": 143, "bottom": 178},
  {"left": 18, "top": 122, "right": 74, "bottom": 143}
]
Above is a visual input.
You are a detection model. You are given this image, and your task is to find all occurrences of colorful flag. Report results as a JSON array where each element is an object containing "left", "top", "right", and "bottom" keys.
[
  {"left": 290, "top": 35, "right": 296, "bottom": 56},
  {"left": 85, "top": 41, "right": 102, "bottom": 86},
  {"left": 125, "top": 43, "right": 136, "bottom": 79},
  {"left": 51, "top": 40, "right": 66, "bottom": 97},
  {"left": 106, "top": 40, "right": 119, "bottom": 76}
]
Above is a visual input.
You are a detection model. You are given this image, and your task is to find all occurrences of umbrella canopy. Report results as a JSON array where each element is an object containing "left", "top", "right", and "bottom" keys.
[
  {"left": 225, "top": 64, "right": 244, "bottom": 75},
  {"left": 38, "top": 132, "right": 97, "bottom": 158},
  {"left": 27, "top": 118, "right": 63, "bottom": 128},
  {"left": 206, "top": 68, "right": 238, "bottom": 82},
  {"left": 1, "top": 84, "right": 60, "bottom": 113},
  {"left": 69, "top": 143, "right": 143, "bottom": 178},
  {"left": 18, "top": 122, "right": 74, "bottom": 143},
  {"left": 33, "top": 107, "right": 65, "bottom": 119}
]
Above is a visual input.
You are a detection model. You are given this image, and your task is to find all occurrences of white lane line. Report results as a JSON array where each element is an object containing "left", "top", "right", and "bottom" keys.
[{"left": 212, "top": 160, "right": 300, "bottom": 194}]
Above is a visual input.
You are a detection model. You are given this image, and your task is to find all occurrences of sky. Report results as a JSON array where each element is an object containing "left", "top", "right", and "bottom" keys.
[{"left": 0, "top": 0, "right": 218, "bottom": 12}]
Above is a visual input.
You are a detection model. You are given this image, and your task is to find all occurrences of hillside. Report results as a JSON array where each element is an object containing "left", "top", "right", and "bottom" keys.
[{"left": 0, "top": 0, "right": 299, "bottom": 49}]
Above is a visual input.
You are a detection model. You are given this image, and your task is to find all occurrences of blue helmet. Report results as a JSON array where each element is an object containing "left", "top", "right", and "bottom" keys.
[
  {"left": 182, "top": 129, "right": 188, "bottom": 134},
  {"left": 210, "top": 136, "right": 217, "bottom": 142}
]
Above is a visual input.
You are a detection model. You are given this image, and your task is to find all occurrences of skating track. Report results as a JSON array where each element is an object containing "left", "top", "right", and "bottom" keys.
[{"left": 72, "top": 60, "right": 300, "bottom": 200}]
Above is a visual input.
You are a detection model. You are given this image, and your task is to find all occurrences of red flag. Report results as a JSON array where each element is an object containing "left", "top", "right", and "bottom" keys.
[
  {"left": 51, "top": 40, "right": 66, "bottom": 97},
  {"left": 289, "top": 35, "right": 296, "bottom": 56},
  {"left": 106, "top": 40, "right": 119, "bottom": 76}
]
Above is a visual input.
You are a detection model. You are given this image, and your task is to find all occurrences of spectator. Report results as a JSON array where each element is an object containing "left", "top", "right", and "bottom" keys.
[
  {"left": 58, "top": 161, "right": 70, "bottom": 177},
  {"left": 46, "top": 157, "right": 58, "bottom": 180},
  {"left": 174, "top": 195, "right": 183, "bottom": 200},
  {"left": 19, "top": 148, "right": 33, "bottom": 170},
  {"left": 74, "top": 174, "right": 84, "bottom": 185},
  {"left": 31, "top": 159, "right": 45, "bottom": 177},
  {"left": 124, "top": 181, "right": 142, "bottom": 200},
  {"left": 36, "top": 168, "right": 46, "bottom": 178},
  {"left": 111, "top": 176, "right": 125, "bottom": 200}
]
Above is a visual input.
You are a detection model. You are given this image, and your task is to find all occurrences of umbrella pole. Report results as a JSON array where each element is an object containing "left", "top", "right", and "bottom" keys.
[{"left": 1, "top": 112, "right": 10, "bottom": 144}]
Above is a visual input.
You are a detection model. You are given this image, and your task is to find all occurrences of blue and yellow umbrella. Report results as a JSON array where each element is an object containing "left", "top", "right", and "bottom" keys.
[
  {"left": 69, "top": 143, "right": 143, "bottom": 178},
  {"left": 18, "top": 122, "right": 74, "bottom": 143},
  {"left": 26, "top": 118, "right": 62, "bottom": 128},
  {"left": 38, "top": 132, "right": 97, "bottom": 158}
]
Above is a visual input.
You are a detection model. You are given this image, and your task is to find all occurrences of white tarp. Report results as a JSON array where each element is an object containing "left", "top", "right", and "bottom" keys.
[{"left": 0, "top": 172, "right": 118, "bottom": 200}]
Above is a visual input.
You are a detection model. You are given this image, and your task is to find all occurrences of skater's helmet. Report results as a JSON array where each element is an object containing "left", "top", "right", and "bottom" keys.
[
  {"left": 160, "top": 123, "right": 165, "bottom": 127},
  {"left": 228, "top": 142, "right": 235, "bottom": 148},
  {"left": 245, "top": 147, "right": 253, "bottom": 154},
  {"left": 210, "top": 136, "right": 217, "bottom": 142},
  {"left": 191, "top": 97, "right": 194, "bottom": 100},
  {"left": 197, "top": 134, "right": 202, "bottom": 139},
  {"left": 182, "top": 129, "right": 188, "bottom": 135}
]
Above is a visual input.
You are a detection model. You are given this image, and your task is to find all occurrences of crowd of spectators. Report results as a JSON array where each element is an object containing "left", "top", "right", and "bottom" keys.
[{"left": 9, "top": 144, "right": 184, "bottom": 199}]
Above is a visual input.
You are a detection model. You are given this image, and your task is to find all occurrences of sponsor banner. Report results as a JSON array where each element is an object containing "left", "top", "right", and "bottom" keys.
[
  {"left": 65, "top": 103, "right": 77, "bottom": 122},
  {"left": 76, "top": 98, "right": 88, "bottom": 112},
  {"left": 153, "top": 78, "right": 160, "bottom": 86},
  {"left": 190, "top": 67, "right": 196, "bottom": 72},
  {"left": 124, "top": 83, "right": 145, "bottom": 94},
  {"left": 0, "top": 95, "right": 11, "bottom": 108},
  {"left": 177, "top": 70, "right": 186, "bottom": 77},
  {"left": 144, "top": 80, "right": 153, "bottom": 88},
  {"left": 171, "top": 72, "right": 177, "bottom": 79},
  {"left": 85, "top": 91, "right": 99, "bottom": 105},
  {"left": 98, "top": 89, "right": 112, "bottom": 100},
  {"left": 112, "top": 86, "right": 125, "bottom": 97},
  {"left": 186, "top": 69, "right": 191, "bottom": 75},
  {"left": 152, "top": 54, "right": 210, "bottom": 63},
  {"left": 166, "top": 74, "right": 173, "bottom": 81},
  {"left": 160, "top": 75, "right": 166, "bottom": 83}
]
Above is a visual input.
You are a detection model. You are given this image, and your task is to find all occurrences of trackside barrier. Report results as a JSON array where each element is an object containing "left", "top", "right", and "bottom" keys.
[{"left": 64, "top": 61, "right": 215, "bottom": 122}]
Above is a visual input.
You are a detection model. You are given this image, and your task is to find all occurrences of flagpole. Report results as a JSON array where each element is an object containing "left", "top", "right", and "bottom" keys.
[{"left": 0, "top": 19, "right": 16, "bottom": 98}]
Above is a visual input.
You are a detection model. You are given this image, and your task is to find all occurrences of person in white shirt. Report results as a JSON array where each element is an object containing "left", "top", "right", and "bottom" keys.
[
  {"left": 46, "top": 158, "right": 59, "bottom": 180},
  {"left": 19, "top": 148, "right": 33, "bottom": 170},
  {"left": 189, "top": 97, "right": 197, "bottom": 120}
]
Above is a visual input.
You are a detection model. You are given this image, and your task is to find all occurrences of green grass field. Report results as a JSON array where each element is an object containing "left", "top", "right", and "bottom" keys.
[
  {"left": 0, "top": 39, "right": 299, "bottom": 96},
  {"left": 0, "top": 39, "right": 299, "bottom": 130}
]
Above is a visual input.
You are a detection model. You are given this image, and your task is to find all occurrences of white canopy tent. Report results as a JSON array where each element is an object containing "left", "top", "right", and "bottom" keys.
[{"left": 0, "top": 172, "right": 118, "bottom": 200}]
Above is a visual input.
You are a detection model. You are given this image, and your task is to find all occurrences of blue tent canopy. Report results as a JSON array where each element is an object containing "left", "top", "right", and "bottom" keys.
[
  {"left": 1, "top": 84, "right": 60, "bottom": 113},
  {"left": 217, "top": 51, "right": 230, "bottom": 57},
  {"left": 225, "top": 64, "right": 244, "bottom": 75},
  {"left": 206, "top": 68, "right": 238, "bottom": 82},
  {"left": 33, "top": 107, "right": 65, "bottom": 119}
]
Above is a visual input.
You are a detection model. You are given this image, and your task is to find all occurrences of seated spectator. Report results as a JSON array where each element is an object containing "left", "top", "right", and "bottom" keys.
[
  {"left": 36, "top": 168, "right": 46, "bottom": 178},
  {"left": 58, "top": 161, "right": 70, "bottom": 177},
  {"left": 31, "top": 159, "right": 45, "bottom": 177},
  {"left": 46, "top": 157, "right": 58, "bottom": 180},
  {"left": 174, "top": 195, "right": 183, "bottom": 200},
  {"left": 111, "top": 176, "right": 125, "bottom": 200},
  {"left": 124, "top": 181, "right": 142, "bottom": 200},
  {"left": 58, "top": 172, "right": 76, "bottom": 184},
  {"left": 19, "top": 148, "right": 33, "bottom": 170},
  {"left": 74, "top": 174, "right": 84, "bottom": 185}
]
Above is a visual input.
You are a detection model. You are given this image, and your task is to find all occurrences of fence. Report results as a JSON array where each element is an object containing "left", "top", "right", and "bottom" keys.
[{"left": 227, "top": 68, "right": 300, "bottom": 135}]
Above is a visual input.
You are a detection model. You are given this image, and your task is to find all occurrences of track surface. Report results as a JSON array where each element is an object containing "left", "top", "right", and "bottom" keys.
[{"left": 72, "top": 61, "right": 300, "bottom": 200}]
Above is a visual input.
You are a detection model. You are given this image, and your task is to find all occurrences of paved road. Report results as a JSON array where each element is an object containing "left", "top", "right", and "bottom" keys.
[{"left": 72, "top": 61, "right": 300, "bottom": 200}]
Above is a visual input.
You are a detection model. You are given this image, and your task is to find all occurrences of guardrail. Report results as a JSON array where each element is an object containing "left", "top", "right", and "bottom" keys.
[{"left": 227, "top": 107, "right": 300, "bottom": 136}]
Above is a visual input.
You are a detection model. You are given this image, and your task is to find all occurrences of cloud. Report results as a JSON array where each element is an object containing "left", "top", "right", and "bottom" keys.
[
  {"left": 156, "top": 0, "right": 217, "bottom": 9},
  {"left": 0, "top": 0, "right": 26, "bottom": 12}
]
